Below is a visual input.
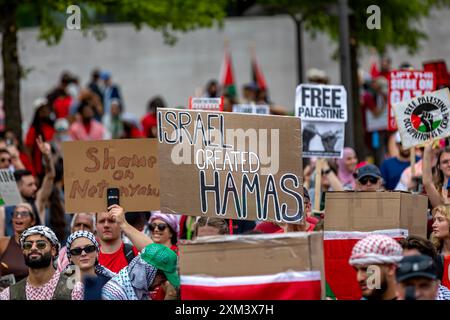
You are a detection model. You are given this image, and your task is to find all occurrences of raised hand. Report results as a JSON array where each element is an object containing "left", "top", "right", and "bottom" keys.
[{"left": 36, "top": 135, "right": 51, "bottom": 157}]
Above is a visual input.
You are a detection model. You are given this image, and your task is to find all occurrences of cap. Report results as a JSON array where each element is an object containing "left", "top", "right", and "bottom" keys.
[
  {"left": 355, "top": 164, "right": 382, "bottom": 180},
  {"left": 100, "top": 71, "right": 111, "bottom": 81},
  {"left": 396, "top": 255, "right": 438, "bottom": 282},
  {"left": 150, "top": 212, "right": 179, "bottom": 234},
  {"left": 140, "top": 243, "right": 180, "bottom": 288}
]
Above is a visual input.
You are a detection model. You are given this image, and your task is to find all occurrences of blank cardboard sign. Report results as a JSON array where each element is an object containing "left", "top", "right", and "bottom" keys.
[
  {"left": 157, "top": 108, "right": 304, "bottom": 223},
  {"left": 63, "top": 139, "right": 160, "bottom": 213}
]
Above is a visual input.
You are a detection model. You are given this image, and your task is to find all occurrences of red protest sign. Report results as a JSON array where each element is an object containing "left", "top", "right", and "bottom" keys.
[
  {"left": 423, "top": 60, "right": 449, "bottom": 88},
  {"left": 388, "top": 70, "right": 436, "bottom": 131}
]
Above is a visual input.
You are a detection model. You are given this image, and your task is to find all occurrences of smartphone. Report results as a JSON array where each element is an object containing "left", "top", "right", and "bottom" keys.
[{"left": 107, "top": 188, "right": 120, "bottom": 207}]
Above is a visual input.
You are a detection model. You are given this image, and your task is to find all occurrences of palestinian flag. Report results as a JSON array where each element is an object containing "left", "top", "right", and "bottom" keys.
[
  {"left": 181, "top": 271, "right": 321, "bottom": 300},
  {"left": 410, "top": 104, "right": 442, "bottom": 133},
  {"left": 324, "top": 229, "right": 407, "bottom": 300},
  {"left": 251, "top": 53, "right": 267, "bottom": 91},
  {"left": 219, "top": 49, "right": 237, "bottom": 98}
]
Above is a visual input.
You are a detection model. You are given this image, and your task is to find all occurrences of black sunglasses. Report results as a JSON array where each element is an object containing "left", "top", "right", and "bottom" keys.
[
  {"left": 69, "top": 245, "right": 97, "bottom": 256},
  {"left": 358, "top": 176, "right": 379, "bottom": 185},
  {"left": 150, "top": 223, "right": 168, "bottom": 232}
]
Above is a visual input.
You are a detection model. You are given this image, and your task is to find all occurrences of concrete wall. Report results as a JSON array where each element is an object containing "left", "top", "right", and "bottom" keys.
[{"left": 2, "top": 11, "right": 450, "bottom": 132}]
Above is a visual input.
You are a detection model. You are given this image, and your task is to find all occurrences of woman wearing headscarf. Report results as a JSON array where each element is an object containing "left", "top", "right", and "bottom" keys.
[
  {"left": 336, "top": 147, "right": 358, "bottom": 190},
  {"left": 148, "top": 212, "right": 179, "bottom": 253},
  {"left": 64, "top": 230, "right": 115, "bottom": 299},
  {"left": 102, "top": 243, "right": 179, "bottom": 300}
]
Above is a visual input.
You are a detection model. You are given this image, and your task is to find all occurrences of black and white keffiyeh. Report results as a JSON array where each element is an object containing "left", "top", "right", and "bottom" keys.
[
  {"left": 66, "top": 230, "right": 99, "bottom": 259},
  {"left": 20, "top": 225, "right": 61, "bottom": 254}
]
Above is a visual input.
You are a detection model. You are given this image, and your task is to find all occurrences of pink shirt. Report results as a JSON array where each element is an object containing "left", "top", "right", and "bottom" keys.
[
  {"left": 0, "top": 271, "right": 83, "bottom": 300},
  {"left": 69, "top": 120, "right": 105, "bottom": 141}
]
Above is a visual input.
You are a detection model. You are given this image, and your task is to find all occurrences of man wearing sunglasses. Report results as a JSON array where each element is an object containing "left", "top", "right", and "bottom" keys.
[
  {"left": 0, "top": 148, "right": 12, "bottom": 170},
  {"left": 354, "top": 164, "right": 384, "bottom": 192},
  {"left": 396, "top": 255, "right": 440, "bottom": 300},
  {"left": 0, "top": 226, "right": 83, "bottom": 300}
]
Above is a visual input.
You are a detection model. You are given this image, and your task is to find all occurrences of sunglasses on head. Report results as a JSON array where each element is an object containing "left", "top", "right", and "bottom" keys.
[
  {"left": 150, "top": 223, "right": 168, "bottom": 232},
  {"left": 358, "top": 176, "right": 379, "bottom": 185},
  {"left": 13, "top": 210, "right": 31, "bottom": 218},
  {"left": 22, "top": 240, "right": 48, "bottom": 250},
  {"left": 69, "top": 245, "right": 97, "bottom": 256}
]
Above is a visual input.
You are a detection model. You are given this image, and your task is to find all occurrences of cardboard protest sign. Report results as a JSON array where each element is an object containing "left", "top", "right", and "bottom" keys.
[
  {"left": 189, "top": 97, "right": 223, "bottom": 111},
  {"left": 388, "top": 70, "right": 436, "bottom": 130},
  {"left": 232, "top": 104, "right": 270, "bottom": 115},
  {"left": 157, "top": 108, "right": 304, "bottom": 223},
  {"left": 295, "top": 84, "right": 347, "bottom": 122},
  {"left": 179, "top": 232, "right": 324, "bottom": 300},
  {"left": 0, "top": 170, "right": 22, "bottom": 206},
  {"left": 63, "top": 139, "right": 160, "bottom": 213},
  {"left": 394, "top": 88, "right": 450, "bottom": 149},
  {"left": 324, "top": 191, "right": 428, "bottom": 238},
  {"left": 302, "top": 121, "right": 345, "bottom": 158}
]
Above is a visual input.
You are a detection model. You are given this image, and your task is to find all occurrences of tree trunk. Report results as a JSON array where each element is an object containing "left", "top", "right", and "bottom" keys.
[
  {"left": 349, "top": 15, "right": 367, "bottom": 160},
  {"left": 1, "top": 1, "right": 22, "bottom": 142}
]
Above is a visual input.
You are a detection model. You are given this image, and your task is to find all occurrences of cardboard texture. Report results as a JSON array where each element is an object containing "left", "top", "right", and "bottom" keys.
[
  {"left": 158, "top": 108, "right": 304, "bottom": 223},
  {"left": 324, "top": 191, "right": 427, "bottom": 238},
  {"left": 179, "top": 232, "right": 325, "bottom": 298},
  {"left": 63, "top": 139, "right": 160, "bottom": 213}
]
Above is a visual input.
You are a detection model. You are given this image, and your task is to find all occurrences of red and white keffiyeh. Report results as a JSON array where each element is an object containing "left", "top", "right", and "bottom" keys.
[{"left": 348, "top": 234, "right": 403, "bottom": 266}]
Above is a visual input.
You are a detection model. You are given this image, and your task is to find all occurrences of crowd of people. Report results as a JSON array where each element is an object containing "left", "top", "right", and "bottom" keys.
[{"left": 0, "top": 58, "right": 449, "bottom": 300}]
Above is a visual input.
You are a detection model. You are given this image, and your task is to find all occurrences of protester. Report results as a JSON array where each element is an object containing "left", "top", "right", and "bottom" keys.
[
  {"left": 193, "top": 217, "right": 229, "bottom": 238},
  {"left": 0, "top": 226, "right": 83, "bottom": 300},
  {"left": 398, "top": 235, "right": 450, "bottom": 299},
  {"left": 101, "top": 71, "right": 122, "bottom": 115},
  {"left": 3, "top": 130, "right": 34, "bottom": 174},
  {"left": 87, "top": 69, "right": 104, "bottom": 103},
  {"left": 141, "top": 96, "right": 165, "bottom": 138},
  {"left": 57, "top": 213, "right": 96, "bottom": 272},
  {"left": 69, "top": 101, "right": 106, "bottom": 141},
  {"left": 24, "top": 99, "right": 55, "bottom": 176},
  {"left": 380, "top": 132, "right": 420, "bottom": 190},
  {"left": 102, "top": 243, "right": 179, "bottom": 300},
  {"left": 0, "top": 148, "right": 11, "bottom": 170},
  {"left": 396, "top": 255, "right": 440, "bottom": 300},
  {"left": 205, "top": 80, "right": 219, "bottom": 98},
  {"left": 430, "top": 205, "right": 450, "bottom": 256},
  {"left": 423, "top": 140, "right": 450, "bottom": 207},
  {"left": 354, "top": 164, "right": 384, "bottom": 191},
  {"left": 96, "top": 210, "right": 139, "bottom": 273},
  {"left": 149, "top": 212, "right": 179, "bottom": 253},
  {"left": 65, "top": 231, "right": 115, "bottom": 300},
  {"left": 336, "top": 147, "right": 358, "bottom": 190},
  {"left": 0, "top": 204, "right": 36, "bottom": 286},
  {"left": 0, "top": 137, "right": 55, "bottom": 237},
  {"left": 103, "top": 98, "right": 124, "bottom": 139},
  {"left": 348, "top": 234, "right": 403, "bottom": 300},
  {"left": 46, "top": 72, "right": 73, "bottom": 119},
  {"left": 51, "top": 118, "right": 72, "bottom": 158}
]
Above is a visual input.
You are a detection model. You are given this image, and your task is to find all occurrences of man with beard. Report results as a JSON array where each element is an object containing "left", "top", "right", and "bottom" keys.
[
  {"left": 0, "top": 136, "right": 55, "bottom": 237},
  {"left": 0, "top": 226, "right": 83, "bottom": 300},
  {"left": 380, "top": 132, "right": 420, "bottom": 190},
  {"left": 349, "top": 234, "right": 403, "bottom": 300}
]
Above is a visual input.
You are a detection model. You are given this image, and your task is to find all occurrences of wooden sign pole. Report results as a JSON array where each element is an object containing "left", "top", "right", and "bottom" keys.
[{"left": 314, "top": 159, "right": 323, "bottom": 212}]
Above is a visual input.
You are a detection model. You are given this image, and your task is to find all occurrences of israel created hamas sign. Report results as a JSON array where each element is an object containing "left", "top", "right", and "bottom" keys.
[
  {"left": 394, "top": 88, "right": 450, "bottom": 149},
  {"left": 157, "top": 108, "right": 305, "bottom": 223}
]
